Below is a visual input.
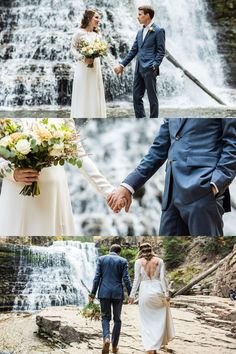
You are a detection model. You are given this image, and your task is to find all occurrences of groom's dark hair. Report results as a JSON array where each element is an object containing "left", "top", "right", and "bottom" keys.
[
  {"left": 110, "top": 244, "right": 122, "bottom": 254},
  {"left": 138, "top": 5, "right": 155, "bottom": 19}
]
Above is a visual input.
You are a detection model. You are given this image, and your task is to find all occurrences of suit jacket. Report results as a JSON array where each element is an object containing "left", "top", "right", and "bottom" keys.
[
  {"left": 123, "top": 118, "right": 236, "bottom": 212},
  {"left": 120, "top": 23, "right": 165, "bottom": 75},
  {"left": 91, "top": 252, "right": 132, "bottom": 299}
]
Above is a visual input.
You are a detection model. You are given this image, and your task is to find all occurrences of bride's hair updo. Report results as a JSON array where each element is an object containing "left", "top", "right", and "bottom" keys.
[
  {"left": 80, "top": 9, "right": 100, "bottom": 32},
  {"left": 138, "top": 243, "right": 157, "bottom": 261}
]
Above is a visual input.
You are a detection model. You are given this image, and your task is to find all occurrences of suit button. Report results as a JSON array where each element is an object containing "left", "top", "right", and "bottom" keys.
[{"left": 176, "top": 135, "right": 180, "bottom": 140}]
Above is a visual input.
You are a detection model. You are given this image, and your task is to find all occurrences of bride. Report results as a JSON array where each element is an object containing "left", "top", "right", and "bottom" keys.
[
  {"left": 0, "top": 118, "right": 114, "bottom": 236},
  {"left": 129, "top": 243, "right": 175, "bottom": 354},
  {"left": 71, "top": 9, "right": 107, "bottom": 118}
]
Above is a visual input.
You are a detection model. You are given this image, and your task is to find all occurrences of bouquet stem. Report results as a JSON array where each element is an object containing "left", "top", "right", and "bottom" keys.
[
  {"left": 20, "top": 182, "right": 41, "bottom": 197},
  {"left": 87, "top": 63, "right": 94, "bottom": 68}
]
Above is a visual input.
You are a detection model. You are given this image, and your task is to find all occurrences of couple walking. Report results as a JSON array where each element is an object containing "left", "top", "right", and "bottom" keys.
[
  {"left": 89, "top": 243, "right": 175, "bottom": 354},
  {"left": 70, "top": 5, "right": 165, "bottom": 118}
]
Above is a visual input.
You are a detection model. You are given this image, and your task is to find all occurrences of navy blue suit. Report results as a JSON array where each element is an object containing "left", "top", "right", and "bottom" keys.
[
  {"left": 91, "top": 252, "right": 132, "bottom": 347},
  {"left": 123, "top": 118, "right": 236, "bottom": 236},
  {"left": 120, "top": 23, "right": 165, "bottom": 118}
]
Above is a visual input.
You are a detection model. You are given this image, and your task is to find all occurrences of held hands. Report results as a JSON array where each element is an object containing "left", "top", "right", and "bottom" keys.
[
  {"left": 14, "top": 168, "right": 39, "bottom": 185},
  {"left": 107, "top": 186, "right": 132, "bottom": 213},
  {"left": 114, "top": 64, "right": 124, "bottom": 75}
]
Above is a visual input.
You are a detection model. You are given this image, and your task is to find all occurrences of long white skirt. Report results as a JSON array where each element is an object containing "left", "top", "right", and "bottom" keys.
[
  {"left": 139, "top": 280, "right": 175, "bottom": 351},
  {"left": 0, "top": 166, "right": 75, "bottom": 236},
  {"left": 71, "top": 58, "right": 106, "bottom": 118}
]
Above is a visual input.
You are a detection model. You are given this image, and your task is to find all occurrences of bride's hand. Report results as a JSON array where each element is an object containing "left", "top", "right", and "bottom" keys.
[
  {"left": 84, "top": 58, "right": 94, "bottom": 65},
  {"left": 128, "top": 297, "right": 134, "bottom": 304},
  {"left": 14, "top": 168, "right": 39, "bottom": 185}
]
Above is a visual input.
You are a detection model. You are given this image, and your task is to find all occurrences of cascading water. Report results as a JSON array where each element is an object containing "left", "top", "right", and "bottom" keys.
[
  {"left": 0, "top": 0, "right": 231, "bottom": 108},
  {"left": 13, "top": 241, "right": 98, "bottom": 312}
]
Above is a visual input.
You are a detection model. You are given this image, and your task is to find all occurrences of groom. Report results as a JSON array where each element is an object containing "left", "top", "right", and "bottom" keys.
[
  {"left": 89, "top": 244, "right": 132, "bottom": 354},
  {"left": 114, "top": 5, "right": 165, "bottom": 118},
  {"left": 108, "top": 118, "right": 236, "bottom": 236}
]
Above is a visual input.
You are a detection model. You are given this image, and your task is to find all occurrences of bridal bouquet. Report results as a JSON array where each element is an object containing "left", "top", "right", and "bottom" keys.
[
  {"left": 0, "top": 118, "right": 83, "bottom": 197},
  {"left": 80, "top": 303, "right": 101, "bottom": 321},
  {"left": 78, "top": 38, "right": 108, "bottom": 67}
]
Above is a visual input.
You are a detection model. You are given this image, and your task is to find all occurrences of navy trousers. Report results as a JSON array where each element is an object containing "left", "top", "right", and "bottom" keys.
[
  {"left": 159, "top": 175, "right": 224, "bottom": 236},
  {"left": 100, "top": 298, "right": 123, "bottom": 347},
  {"left": 133, "top": 68, "right": 158, "bottom": 118}
]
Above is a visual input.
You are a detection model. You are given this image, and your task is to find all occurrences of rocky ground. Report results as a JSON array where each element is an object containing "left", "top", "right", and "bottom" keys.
[{"left": 0, "top": 296, "right": 235, "bottom": 354}]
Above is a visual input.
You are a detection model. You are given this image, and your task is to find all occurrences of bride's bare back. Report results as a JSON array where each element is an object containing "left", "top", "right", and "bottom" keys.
[{"left": 140, "top": 256, "right": 159, "bottom": 279}]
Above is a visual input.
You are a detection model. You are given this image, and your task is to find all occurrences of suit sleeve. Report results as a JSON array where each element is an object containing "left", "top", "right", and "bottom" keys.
[
  {"left": 211, "top": 118, "right": 236, "bottom": 194},
  {"left": 90, "top": 258, "right": 102, "bottom": 297},
  {"left": 123, "top": 119, "right": 171, "bottom": 191},
  {"left": 122, "top": 260, "right": 132, "bottom": 295},
  {"left": 153, "top": 28, "right": 165, "bottom": 68},
  {"left": 120, "top": 33, "right": 139, "bottom": 67}
]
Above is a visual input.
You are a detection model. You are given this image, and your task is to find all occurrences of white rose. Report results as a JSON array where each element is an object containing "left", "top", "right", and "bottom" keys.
[
  {"left": 15, "top": 139, "right": 31, "bottom": 155},
  {"left": 49, "top": 143, "right": 64, "bottom": 157},
  {"left": 0, "top": 136, "right": 11, "bottom": 147},
  {"left": 53, "top": 131, "right": 64, "bottom": 139}
]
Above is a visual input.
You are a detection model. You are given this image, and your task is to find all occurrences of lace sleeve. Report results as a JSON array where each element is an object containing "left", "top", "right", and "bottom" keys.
[
  {"left": 159, "top": 259, "right": 169, "bottom": 297},
  {"left": 130, "top": 260, "right": 141, "bottom": 298},
  {"left": 65, "top": 119, "right": 114, "bottom": 199},
  {"left": 71, "top": 30, "right": 85, "bottom": 62},
  {"left": 0, "top": 159, "right": 15, "bottom": 181}
]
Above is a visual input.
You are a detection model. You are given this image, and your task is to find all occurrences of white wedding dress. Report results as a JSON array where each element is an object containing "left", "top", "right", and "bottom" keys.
[
  {"left": 70, "top": 29, "right": 107, "bottom": 118},
  {"left": 0, "top": 118, "right": 113, "bottom": 236},
  {"left": 130, "top": 258, "right": 175, "bottom": 351}
]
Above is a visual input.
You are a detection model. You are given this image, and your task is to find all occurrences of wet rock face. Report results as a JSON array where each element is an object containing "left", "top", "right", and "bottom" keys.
[
  {"left": 0, "top": 245, "right": 25, "bottom": 311},
  {"left": 207, "top": 0, "right": 236, "bottom": 87},
  {"left": 213, "top": 245, "right": 236, "bottom": 297}
]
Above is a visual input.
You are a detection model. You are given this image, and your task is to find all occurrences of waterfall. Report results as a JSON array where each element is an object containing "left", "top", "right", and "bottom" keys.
[
  {"left": 13, "top": 241, "right": 98, "bottom": 312},
  {"left": 0, "top": 0, "right": 231, "bottom": 108}
]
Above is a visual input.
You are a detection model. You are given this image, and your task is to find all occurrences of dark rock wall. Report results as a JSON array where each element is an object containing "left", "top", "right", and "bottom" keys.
[{"left": 207, "top": 0, "right": 236, "bottom": 87}]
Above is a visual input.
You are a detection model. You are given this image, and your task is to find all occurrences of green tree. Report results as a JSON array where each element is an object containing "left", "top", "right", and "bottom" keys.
[{"left": 163, "top": 237, "right": 190, "bottom": 270}]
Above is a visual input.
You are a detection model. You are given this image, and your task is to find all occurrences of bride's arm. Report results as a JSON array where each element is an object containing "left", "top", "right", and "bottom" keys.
[
  {"left": 160, "top": 259, "right": 169, "bottom": 297},
  {"left": 0, "top": 159, "right": 15, "bottom": 182},
  {"left": 71, "top": 30, "right": 85, "bottom": 62},
  {"left": 65, "top": 119, "right": 115, "bottom": 199},
  {"left": 129, "top": 260, "right": 141, "bottom": 299}
]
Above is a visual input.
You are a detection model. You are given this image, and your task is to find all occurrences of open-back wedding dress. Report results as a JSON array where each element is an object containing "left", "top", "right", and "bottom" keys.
[
  {"left": 0, "top": 118, "right": 113, "bottom": 236},
  {"left": 130, "top": 258, "right": 175, "bottom": 351}
]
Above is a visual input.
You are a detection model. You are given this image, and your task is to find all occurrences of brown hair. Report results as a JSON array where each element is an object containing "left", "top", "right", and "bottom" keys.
[
  {"left": 80, "top": 9, "right": 100, "bottom": 32},
  {"left": 110, "top": 244, "right": 122, "bottom": 254},
  {"left": 138, "top": 242, "right": 156, "bottom": 261},
  {"left": 138, "top": 5, "right": 155, "bottom": 19}
]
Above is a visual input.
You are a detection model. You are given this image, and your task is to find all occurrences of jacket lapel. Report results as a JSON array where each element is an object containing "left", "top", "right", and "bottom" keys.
[{"left": 176, "top": 118, "right": 188, "bottom": 136}]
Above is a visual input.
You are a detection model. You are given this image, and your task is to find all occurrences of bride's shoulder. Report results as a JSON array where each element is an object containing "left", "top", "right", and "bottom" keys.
[{"left": 72, "top": 27, "right": 86, "bottom": 38}]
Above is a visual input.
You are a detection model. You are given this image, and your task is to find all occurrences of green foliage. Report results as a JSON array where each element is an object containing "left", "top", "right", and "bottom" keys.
[
  {"left": 163, "top": 237, "right": 190, "bottom": 270},
  {"left": 121, "top": 248, "right": 139, "bottom": 278},
  {"left": 169, "top": 264, "right": 201, "bottom": 289},
  {"left": 98, "top": 245, "right": 109, "bottom": 256},
  {"left": 199, "top": 237, "right": 236, "bottom": 257}
]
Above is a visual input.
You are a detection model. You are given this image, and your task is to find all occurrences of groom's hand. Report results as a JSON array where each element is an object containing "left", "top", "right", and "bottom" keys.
[
  {"left": 107, "top": 186, "right": 132, "bottom": 213},
  {"left": 114, "top": 64, "right": 123, "bottom": 75},
  {"left": 88, "top": 295, "right": 94, "bottom": 303}
]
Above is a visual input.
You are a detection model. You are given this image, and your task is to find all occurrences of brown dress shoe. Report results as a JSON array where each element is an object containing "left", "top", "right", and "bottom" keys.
[
  {"left": 112, "top": 347, "right": 119, "bottom": 353},
  {"left": 102, "top": 338, "right": 110, "bottom": 354}
]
